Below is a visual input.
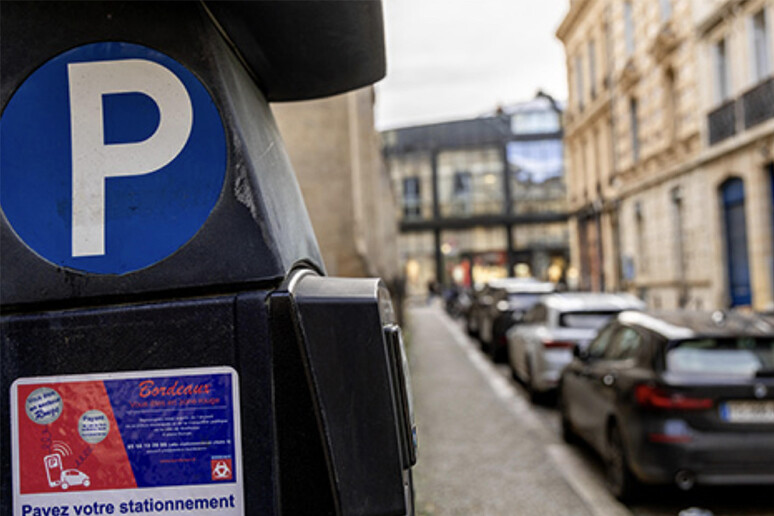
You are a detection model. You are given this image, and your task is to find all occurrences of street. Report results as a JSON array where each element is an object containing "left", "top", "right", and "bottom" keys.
[{"left": 406, "top": 305, "right": 774, "bottom": 516}]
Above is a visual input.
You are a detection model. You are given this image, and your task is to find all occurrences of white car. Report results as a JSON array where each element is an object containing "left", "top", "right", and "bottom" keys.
[
  {"left": 507, "top": 293, "right": 645, "bottom": 402},
  {"left": 60, "top": 469, "right": 90, "bottom": 489}
]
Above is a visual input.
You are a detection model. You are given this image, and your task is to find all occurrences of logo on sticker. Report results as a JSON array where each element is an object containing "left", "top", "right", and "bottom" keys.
[
  {"left": 0, "top": 42, "right": 227, "bottom": 274},
  {"left": 25, "top": 388, "right": 62, "bottom": 425},
  {"left": 211, "top": 458, "right": 233, "bottom": 481},
  {"left": 78, "top": 410, "right": 110, "bottom": 444}
]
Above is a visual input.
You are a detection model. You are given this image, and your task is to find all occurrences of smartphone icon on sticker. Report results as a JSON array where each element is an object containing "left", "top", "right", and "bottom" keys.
[{"left": 44, "top": 453, "right": 63, "bottom": 488}]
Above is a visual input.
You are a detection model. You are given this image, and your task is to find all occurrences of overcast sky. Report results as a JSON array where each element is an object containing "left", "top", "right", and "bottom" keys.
[{"left": 375, "top": 0, "right": 570, "bottom": 130}]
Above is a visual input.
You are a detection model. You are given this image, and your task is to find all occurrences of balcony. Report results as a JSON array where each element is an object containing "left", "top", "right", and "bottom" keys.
[
  {"left": 707, "top": 99, "right": 736, "bottom": 145},
  {"left": 742, "top": 77, "right": 774, "bottom": 130},
  {"left": 707, "top": 78, "right": 774, "bottom": 146}
]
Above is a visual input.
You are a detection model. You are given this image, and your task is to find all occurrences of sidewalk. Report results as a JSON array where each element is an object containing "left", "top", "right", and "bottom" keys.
[{"left": 407, "top": 305, "right": 593, "bottom": 516}]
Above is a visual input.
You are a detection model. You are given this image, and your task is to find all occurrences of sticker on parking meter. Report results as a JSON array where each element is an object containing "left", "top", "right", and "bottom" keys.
[
  {"left": 11, "top": 367, "right": 243, "bottom": 515},
  {"left": 0, "top": 42, "right": 227, "bottom": 274}
]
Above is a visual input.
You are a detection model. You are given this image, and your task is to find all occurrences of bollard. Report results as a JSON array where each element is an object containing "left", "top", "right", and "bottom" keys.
[{"left": 0, "top": 2, "right": 415, "bottom": 515}]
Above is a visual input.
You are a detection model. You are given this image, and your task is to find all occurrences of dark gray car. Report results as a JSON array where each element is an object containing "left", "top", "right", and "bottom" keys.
[{"left": 559, "top": 310, "right": 774, "bottom": 501}]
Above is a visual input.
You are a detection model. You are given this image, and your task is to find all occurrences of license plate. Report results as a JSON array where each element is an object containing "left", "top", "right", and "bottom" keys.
[{"left": 720, "top": 401, "right": 774, "bottom": 423}]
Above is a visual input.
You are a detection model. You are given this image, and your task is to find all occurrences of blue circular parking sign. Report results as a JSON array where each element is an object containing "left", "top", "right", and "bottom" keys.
[{"left": 0, "top": 42, "right": 227, "bottom": 274}]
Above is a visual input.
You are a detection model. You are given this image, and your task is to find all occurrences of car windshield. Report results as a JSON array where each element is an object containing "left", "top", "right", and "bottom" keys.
[
  {"left": 559, "top": 311, "right": 618, "bottom": 329},
  {"left": 666, "top": 338, "right": 774, "bottom": 377},
  {"left": 507, "top": 293, "right": 542, "bottom": 310}
]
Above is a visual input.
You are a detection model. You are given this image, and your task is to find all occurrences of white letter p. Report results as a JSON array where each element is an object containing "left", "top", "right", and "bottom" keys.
[{"left": 68, "top": 59, "right": 193, "bottom": 257}]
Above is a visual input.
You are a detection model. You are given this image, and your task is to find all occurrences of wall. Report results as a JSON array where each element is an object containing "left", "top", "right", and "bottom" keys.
[{"left": 272, "top": 87, "right": 400, "bottom": 281}]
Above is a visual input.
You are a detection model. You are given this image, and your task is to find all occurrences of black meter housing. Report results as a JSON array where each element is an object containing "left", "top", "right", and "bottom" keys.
[{"left": 0, "top": 2, "right": 415, "bottom": 515}]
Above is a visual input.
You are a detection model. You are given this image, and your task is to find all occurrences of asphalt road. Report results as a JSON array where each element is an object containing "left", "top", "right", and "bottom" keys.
[{"left": 406, "top": 304, "right": 774, "bottom": 516}]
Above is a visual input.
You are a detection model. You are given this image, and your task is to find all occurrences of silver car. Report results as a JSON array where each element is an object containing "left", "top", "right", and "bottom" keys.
[{"left": 507, "top": 293, "right": 645, "bottom": 402}]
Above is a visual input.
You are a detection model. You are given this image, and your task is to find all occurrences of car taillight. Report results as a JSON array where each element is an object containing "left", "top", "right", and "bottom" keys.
[
  {"left": 634, "top": 384, "right": 713, "bottom": 410},
  {"left": 541, "top": 340, "right": 575, "bottom": 349}
]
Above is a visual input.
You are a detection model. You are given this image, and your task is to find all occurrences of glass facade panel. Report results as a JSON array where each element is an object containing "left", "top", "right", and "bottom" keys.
[
  {"left": 440, "top": 227, "right": 509, "bottom": 286},
  {"left": 437, "top": 147, "right": 504, "bottom": 217},
  {"left": 402, "top": 177, "right": 421, "bottom": 219},
  {"left": 511, "top": 111, "right": 561, "bottom": 134},
  {"left": 399, "top": 232, "right": 437, "bottom": 295},
  {"left": 389, "top": 152, "right": 433, "bottom": 220},
  {"left": 511, "top": 222, "right": 569, "bottom": 282},
  {"left": 507, "top": 140, "right": 566, "bottom": 215}
]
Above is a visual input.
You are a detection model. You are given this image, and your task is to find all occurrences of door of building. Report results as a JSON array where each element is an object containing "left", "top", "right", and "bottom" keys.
[
  {"left": 770, "top": 164, "right": 774, "bottom": 296},
  {"left": 721, "top": 178, "right": 752, "bottom": 306}
]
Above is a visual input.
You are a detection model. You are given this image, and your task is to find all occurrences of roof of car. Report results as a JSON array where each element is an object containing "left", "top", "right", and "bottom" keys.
[
  {"left": 488, "top": 278, "right": 555, "bottom": 293},
  {"left": 618, "top": 310, "right": 774, "bottom": 340},
  {"left": 541, "top": 292, "right": 646, "bottom": 312}
]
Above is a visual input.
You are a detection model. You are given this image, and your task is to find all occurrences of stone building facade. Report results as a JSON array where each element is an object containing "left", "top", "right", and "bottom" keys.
[
  {"left": 272, "top": 87, "right": 400, "bottom": 281},
  {"left": 558, "top": 0, "right": 774, "bottom": 311}
]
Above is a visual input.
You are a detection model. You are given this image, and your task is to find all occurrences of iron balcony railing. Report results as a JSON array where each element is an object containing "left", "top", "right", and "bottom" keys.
[
  {"left": 708, "top": 99, "right": 737, "bottom": 145},
  {"left": 708, "top": 77, "right": 774, "bottom": 146},
  {"left": 742, "top": 77, "right": 774, "bottom": 130}
]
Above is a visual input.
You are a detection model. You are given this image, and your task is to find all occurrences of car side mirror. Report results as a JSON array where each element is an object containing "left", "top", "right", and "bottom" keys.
[{"left": 573, "top": 344, "right": 589, "bottom": 361}]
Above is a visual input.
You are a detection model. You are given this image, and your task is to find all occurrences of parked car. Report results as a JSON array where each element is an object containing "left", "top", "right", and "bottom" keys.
[
  {"left": 464, "top": 282, "right": 488, "bottom": 338},
  {"left": 444, "top": 286, "right": 472, "bottom": 319},
  {"left": 507, "top": 292, "right": 645, "bottom": 401},
  {"left": 559, "top": 310, "right": 774, "bottom": 501},
  {"left": 480, "top": 280, "right": 556, "bottom": 362}
]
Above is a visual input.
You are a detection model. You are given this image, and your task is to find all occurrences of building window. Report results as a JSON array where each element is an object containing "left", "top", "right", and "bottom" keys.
[
  {"left": 659, "top": 0, "right": 672, "bottom": 22},
  {"left": 506, "top": 140, "right": 563, "bottom": 183},
  {"left": 624, "top": 1, "right": 635, "bottom": 56},
  {"left": 588, "top": 40, "right": 597, "bottom": 99},
  {"left": 437, "top": 147, "right": 504, "bottom": 217},
  {"left": 720, "top": 178, "right": 752, "bottom": 307},
  {"left": 629, "top": 98, "right": 640, "bottom": 163},
  {"left": 402, "top": 176, "right": 421, "bottom": 219},
  {"left": 635, "top": 201, "right": 647, "bottom": 274},
  {"left": 752, "top": 9, "right": 771, "bottom": 82},
  {"left": 714, "top": 38, "right": 730, "bottom": 103},
  {"left": 770, "top": 164, "right": 774, "bottom": 284},
  {"left": 510, "top": 110, "right": 560, "bottom": 134},
  {"left": 664, "top": 68, "right": 678, "bottom": 142},
  {"left": 671, "top": 186, "right": 687, "bottom": 307},
  {"left": 451, "top": 171, "right": 472, "bottom": 215},
  {"left": 575, "top": 55, "right": 585, "bottom": 111}
]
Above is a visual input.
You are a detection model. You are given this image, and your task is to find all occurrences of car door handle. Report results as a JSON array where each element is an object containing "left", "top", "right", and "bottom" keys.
[{"left": 602, "top": 373, "right": 616, "bottom": 387}]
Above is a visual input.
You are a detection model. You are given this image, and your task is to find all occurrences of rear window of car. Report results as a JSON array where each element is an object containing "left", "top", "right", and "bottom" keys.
[
  {"left": 559, "top": 311, "right": 618, "bottom": 330},
  {"left": 666, "top": 338, "right": 774, "bottom": 377},
  {"left": 507, "top": 293, "right": 541, "bottom": 311}
]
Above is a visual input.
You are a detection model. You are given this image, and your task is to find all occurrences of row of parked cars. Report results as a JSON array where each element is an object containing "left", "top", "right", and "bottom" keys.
[{"left": 455, "top": 278, "right": 774, "bottom": 501}]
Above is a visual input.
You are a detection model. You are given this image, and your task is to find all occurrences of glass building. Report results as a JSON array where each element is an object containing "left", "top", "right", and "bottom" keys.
[{"left": 383, "top": 94, "right": 569, "bottom": 295}]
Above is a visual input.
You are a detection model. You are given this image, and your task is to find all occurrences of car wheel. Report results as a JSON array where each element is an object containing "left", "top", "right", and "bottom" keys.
[
  {"left": 526, "top": 361, "right": 542, "bottom": 404},
  {"left": 83, "top": 479, "right": 91, "bottom": 487},
  {"left": 466, "top": 319, "right": 478, "bottom": 338},
  {"left": 509, "top": 363, "right": 520, "bottom": 382},
  {"left": 481, "top": 337, "right": 491, "bottom": 354},
  {"left": 606, "top": 424, "right": 639, "bottom": 502},
  {"left": 61, "top": 483, "right": 69, "bottom": 490},
  {"left": 491, "top": 336, "right": 508, "bottom": 364},
  {"left": 559, "top": 390, "right": 579, "bottom": 445}
]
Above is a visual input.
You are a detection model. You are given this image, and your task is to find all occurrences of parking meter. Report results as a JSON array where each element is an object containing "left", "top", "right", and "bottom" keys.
[{"left": 0, "top": 2, "right": 415, "bottom": 515}]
